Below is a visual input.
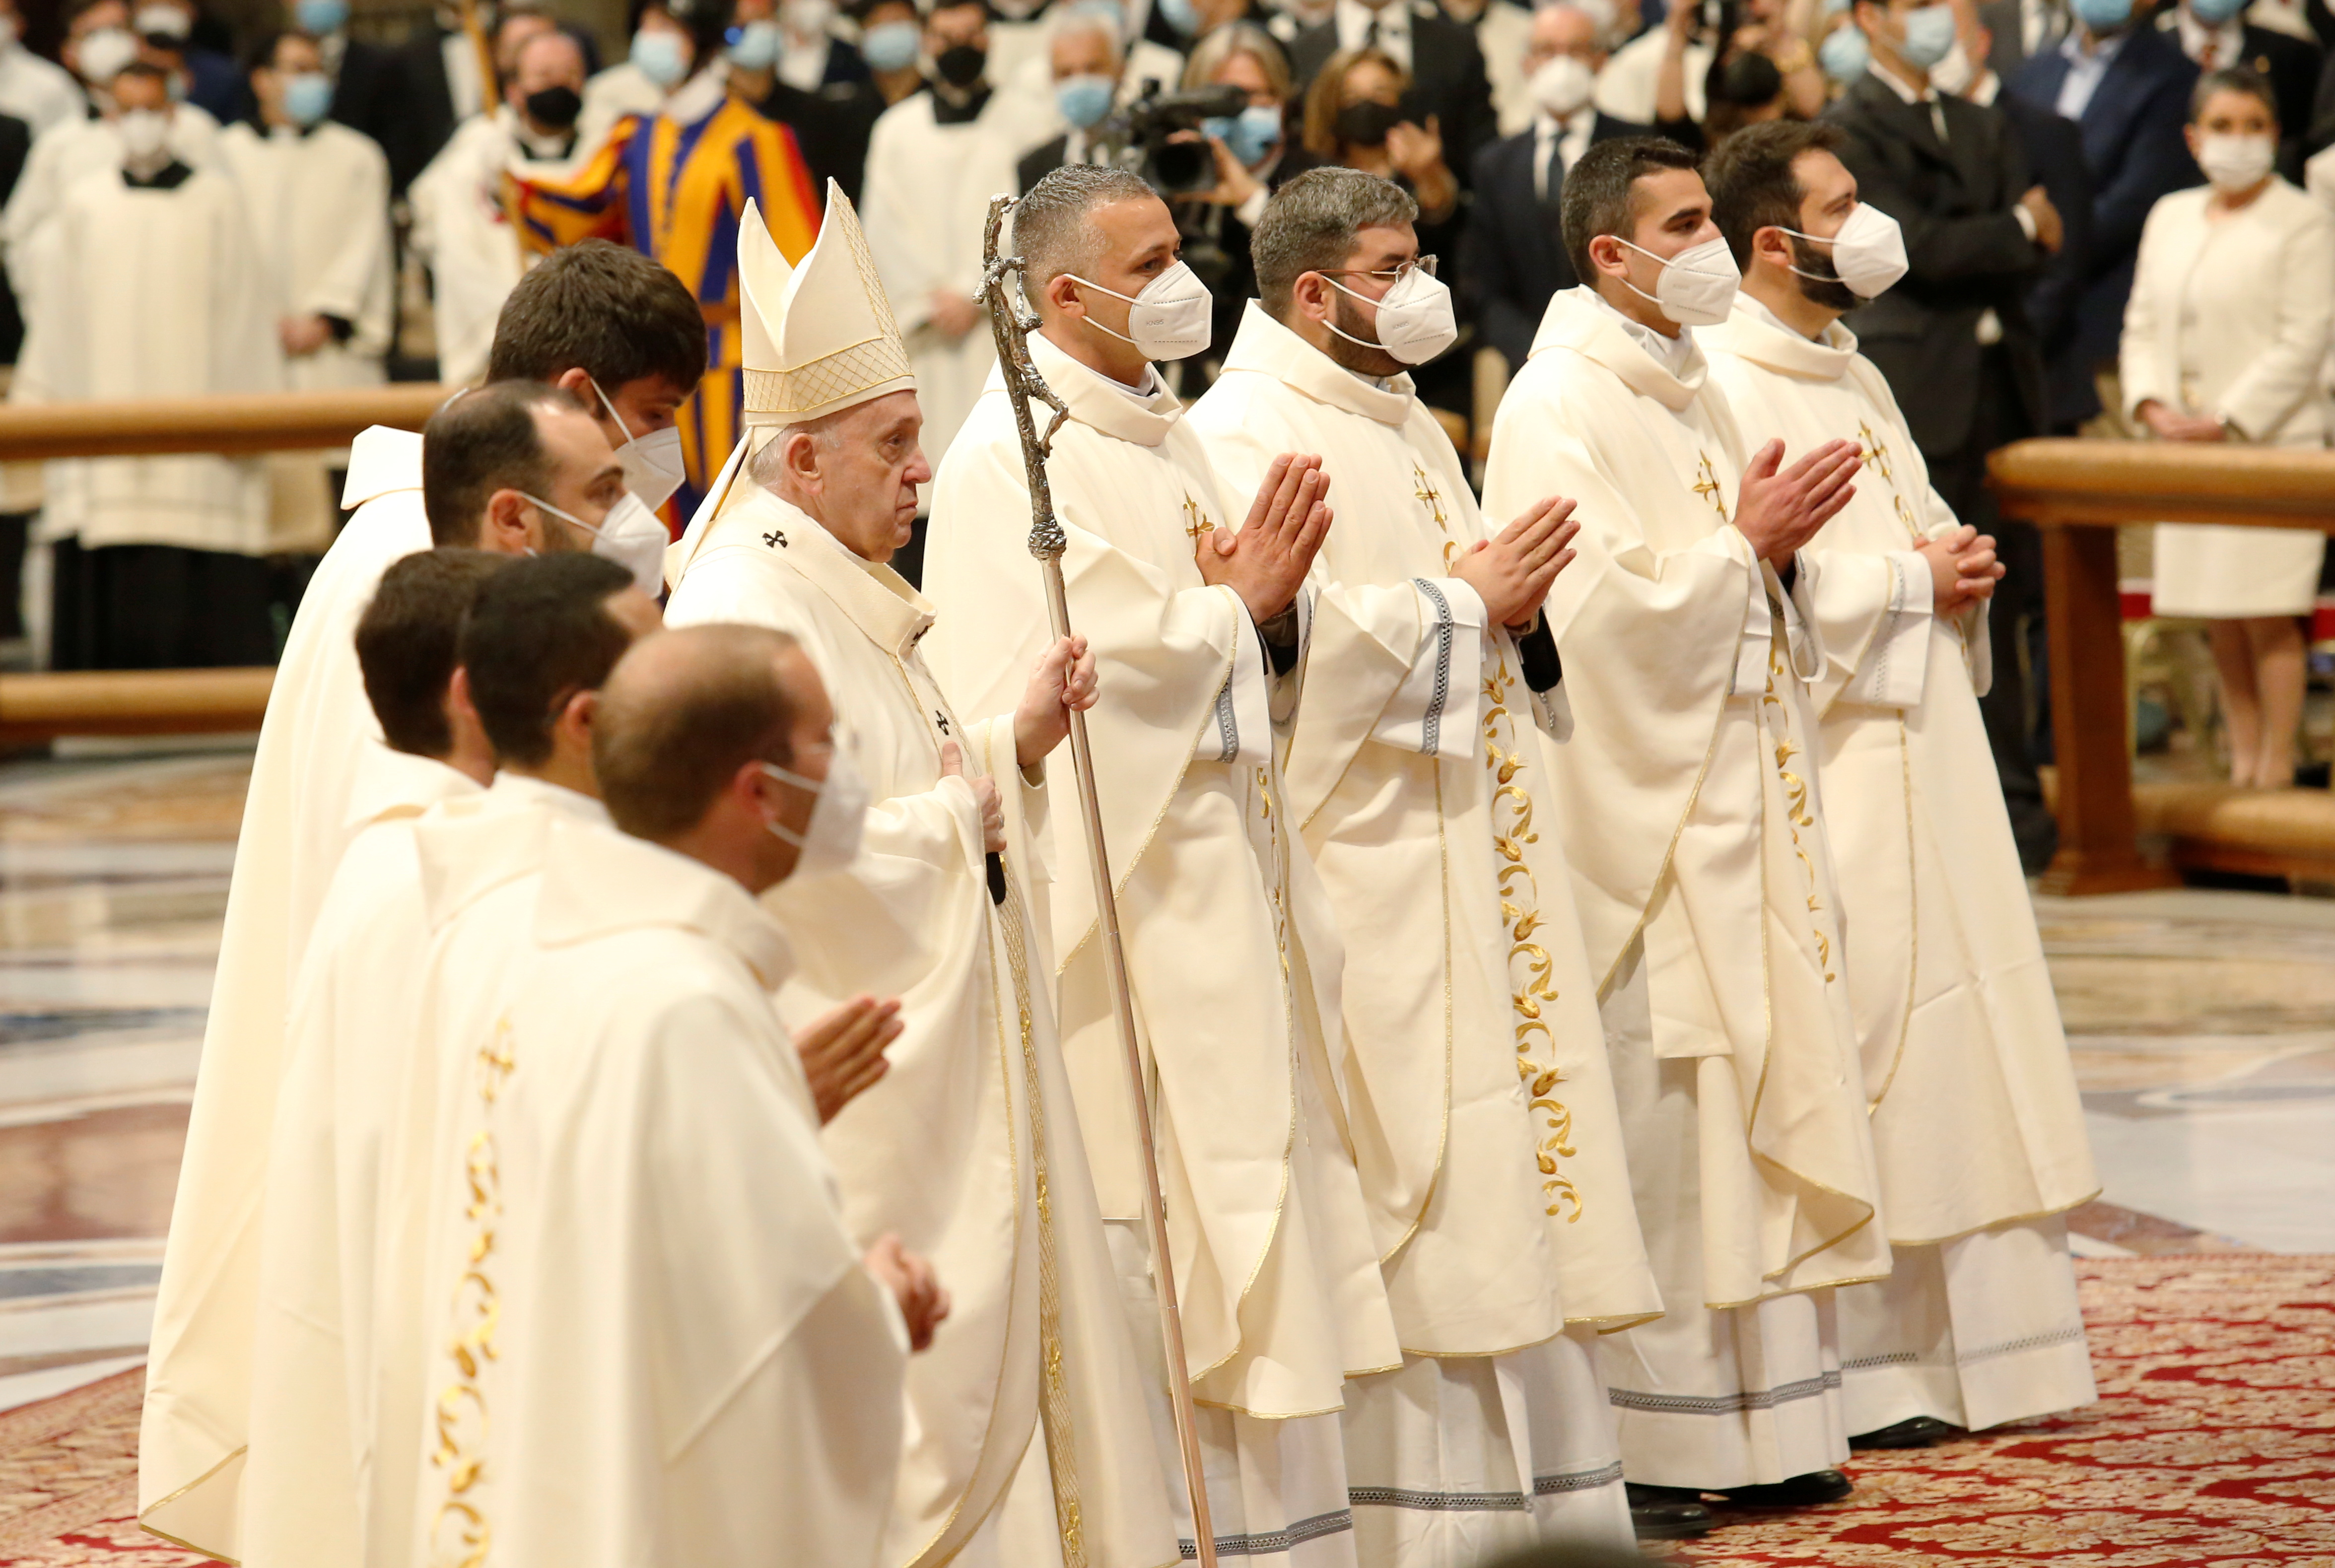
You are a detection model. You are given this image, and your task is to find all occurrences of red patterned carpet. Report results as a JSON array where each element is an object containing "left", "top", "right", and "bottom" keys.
[{"left": 0, "top": 1256, "right": 2328, "bottom": 1565}]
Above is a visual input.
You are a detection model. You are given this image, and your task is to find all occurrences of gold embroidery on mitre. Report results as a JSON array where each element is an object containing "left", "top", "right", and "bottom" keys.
[
  {"left": 1484, "top": 655, "right": 1580, "bottom": 1221},
  {"left": 743, "top": 196, "right": 913, "bottom": 417},
  {"left": 430, "top": 1016, "right": 516, "bottom": 1568}
]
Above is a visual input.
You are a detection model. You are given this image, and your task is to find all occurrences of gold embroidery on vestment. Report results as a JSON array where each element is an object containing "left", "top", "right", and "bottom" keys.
[{"left": 430, "top": 1016, "right": 515, "bottom": 1568}]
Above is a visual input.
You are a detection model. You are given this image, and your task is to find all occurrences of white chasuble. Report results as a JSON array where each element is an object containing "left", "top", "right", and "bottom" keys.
[
  {"left": 1189, "top": 304, "right": 1646, "bottom": 1561},
  {"left": 667, "top": 488, "right": 1179, "bottom": 1568},
  {"left": 1702, "top": 298, "right": 2098, "bottom": 1432},
  {"left": 236, "top": 747, "right": 481, "bottom": 1568},
  {"left": 410, "top": 818, "right": 909, "bottom": 1568},
  {"left": 138, "top": 428, "right": 429, "bottom": 1560},
  {"left": 925, "top": 331, "right": 1400, "bottom": 1560}
]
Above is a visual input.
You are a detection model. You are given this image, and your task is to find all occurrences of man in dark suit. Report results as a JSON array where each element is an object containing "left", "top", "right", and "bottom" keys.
[
  {"left": 1827, "top": 0, "right": 2065, "bottom": 867},
  {"left": 2156, "top": 0, "right": 2320, "bottom": 170},
  {"left": 1457, "top": 0, "right": 1645, "bottom": 368},
  {"left": 2008, "top": 3, "right": 2198, "bottom": 429},
  {"left": 1289, "top": 0, "right": 1498, "bottom": 181},
  {"left": 1978, "top": 0, "right": 2072, "bottom": 83}
]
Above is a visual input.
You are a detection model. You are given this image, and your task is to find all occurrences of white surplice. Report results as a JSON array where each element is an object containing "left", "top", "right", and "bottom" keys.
[
  {"left": 1480, "top": 287, "right": 1887, "bottom": 1490},
  {"left": 2, "top": 106, "right": 223, "bottom": 312},
  {"left": 137, "top": 427, "right": 429, "bottom": 1559},
  {"left": 667, "top": 486, "right": 1179, "bottom": 1568},
  {"left": 859, "top": 91, "right": 1015, "bottom": 476},
  {"left": 404, "top": 816, "right": 909, "bottom": 1568},
  {"left": 410, "top": 110, "right": 587, "bottom": 389},
  {"left": 235, "top": 745, "right": 481, "bottom": 1568},
  {"left": 1188, "top": 304, "right": 1648, "bottom": 1561},
  {"left": 1703, "top": 295, "right": 2099, "bottom": 1432},
  {"left": 925, "top": 329, "right": 1403, "bottom": 1564},
  {"left": 13, "top": 160, "right": 277, "bottom": 555}
]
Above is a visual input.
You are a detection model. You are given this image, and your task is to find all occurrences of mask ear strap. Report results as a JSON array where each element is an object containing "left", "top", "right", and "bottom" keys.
[{"left": 589, "top": 376, "right": 638, "bottom": 443}]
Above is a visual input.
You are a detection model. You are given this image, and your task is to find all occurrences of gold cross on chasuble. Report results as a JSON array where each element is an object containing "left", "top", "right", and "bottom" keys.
[
  {"left": 1412, "top": 463, "right": 1449, "bottom": 532},
  {"left": 1181, "top": 493, "right": 1215, "bottom": 545},
  {"left": 1691, "top": 453, "right": 1729, "bottom": 523}
]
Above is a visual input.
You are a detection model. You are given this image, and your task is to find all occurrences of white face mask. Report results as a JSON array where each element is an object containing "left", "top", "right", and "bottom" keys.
[
  {"left": 523, "top": 490, "right": 671, "bottom": 596},
  {"left": 590, "top": 378, "right": 689, "bottom": 510},
  {"left": 1528, "top": 54, "right": 1596, "bottom": 120},
  {"left": 1780, "top": 202, "right": 1909, "bottom": 299},
  {"left": 1614, "top": 233, "right": 1740, "bottom": 327},
  {"left": 76, "top": 25, "right": 139, "bottom": 86},
  {"left": 118, "top": 108, "right": 172, "bottom": 167},
  {"left": 761, "top": 751, "right": 868, "bottom": 879},
  {"left": 1323, "top": 265, "right": 1458, "bottom": 364},
  {"left": 2196, "top": 132, "right": 2275, "bottom": 194},
  {"left": 1067, "top": 260, "right": 1213, "bottom": 361}
]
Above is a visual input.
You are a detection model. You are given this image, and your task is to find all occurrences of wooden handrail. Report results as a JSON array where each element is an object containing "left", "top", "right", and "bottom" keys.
[
  {"left": 1989, "top": 437, "right": 2335, "bottom": 895},
  {"left": 0, "top": 385, "right": 452, "bottom": 461},
  {"left": 0, "top": 668, "right": 273, "bottom": 743}
]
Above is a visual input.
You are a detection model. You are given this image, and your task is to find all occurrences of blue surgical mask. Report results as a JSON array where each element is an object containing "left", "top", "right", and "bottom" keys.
[
  {"left": 1204, "top": 102, "right": 1280, "bottom": 166},
  {"left": 2187, "top": 0, "right": 2245, "bottom": 22},
  {"left": 1819, "top": 22, "right": 1868, "bottom": 80},
  {"left": 728, "top": 17, "right": 782, "bottom": 66},
  {"left": 281, "top": 69, "right": 333, "bottom": 125},
  {"left": 2069, "top": 0, "right": 2132, "bottom": 29},
  {"left": 1055, "top": 71, "right": 1116, "bottom": 128},
  {"left": 295, "top": 0, "right": 348, "bottom": 34},
  {"left": 860, "top": 17, "right": 921, "bottom": 70},
  {"left": 1155, "top": 0, "right": 1201, "bottom": 34},
  {"left": 1897, "top": 1, "right": 1956, "bottom": 67},
  {"left": 630, "top": 27, "right": 691, "bottom": 87}
]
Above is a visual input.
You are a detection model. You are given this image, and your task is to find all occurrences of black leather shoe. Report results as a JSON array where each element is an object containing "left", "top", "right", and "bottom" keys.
[
  {"left": 1851, "top": 1415, "right": 1954, "bottom": 1450},
  {"left": 1715, "top": 1469, "right": 1855, "bottom": 1507},
  {"left": 1625, "top": 1483, "right": 1716, "bottom": 1539}
]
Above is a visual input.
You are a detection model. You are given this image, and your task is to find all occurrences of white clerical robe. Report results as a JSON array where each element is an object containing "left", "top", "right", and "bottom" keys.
[
  {"left": 411, "top": 110, "right": 582, "bottom": 388},
  {"left": 667, "top": 486, "right": 1178, "bottom": 1568},
  {"left": 235, "top": 745, "right": 481, "bottom": 1568},
  {"left": 1188, "top": 304, "right": 1648, "bottom": 1562},
  {"left": 860, "top": 92, "right": 1015, "bottom": 477},
  {"left": 137, "top": 427, "right": 429, "bottom": 1559},
  {"left": 1703, "top": 296, "right": 2099, "bottom": 1434},
  {"left": 2, "top": 106, "right": 224, "bottom": 312},
  {"left": 1480, "top": 287, "right": 1886, "bottom": 1490},
  {"left": 407, "top": 816, "right": 909, "bottom": 1568},
  {"left": 925, "top": 330, "right": 1401, "bottom": 1562},
  {"left": 13, "top": 161, "right": 277, "bottom": 555}
]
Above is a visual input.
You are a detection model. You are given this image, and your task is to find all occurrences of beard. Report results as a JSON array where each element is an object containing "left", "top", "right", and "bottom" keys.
[
  {"left": 1790, "top": 235, "right": 1862, "bottom": 313},
  {"left": 1320, "top": 287, "right": 1404, "bottom": 378}
]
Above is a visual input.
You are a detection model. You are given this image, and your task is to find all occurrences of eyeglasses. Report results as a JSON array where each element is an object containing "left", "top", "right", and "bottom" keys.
[{"left": 1318, "top": 253, "right": 1439, "bottom": 283}]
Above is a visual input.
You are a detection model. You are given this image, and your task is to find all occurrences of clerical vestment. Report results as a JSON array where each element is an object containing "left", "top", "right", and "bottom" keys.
[
  {"left": 1190, "top": 303, "right": 1648, "bottom": 1561},
  {"left": 138, "top": 428, "right": 430, "bottom": 1561},
  {"left": 859, "top": 90, "right": 1015, "bottom": 476},
  {"left": 666, "top": 488, "right": 1178, "bottom": 1568},
  {"left": 1703, "top": 296, "right": 2099, "bottom": 1433},
  {"left": 234, "top": 746, "right": 481, "bottom": 1568},
  {"left": 1480, "top": 287, "right": 1886, "bottom": 1488},
  {"left": 409, "top": 818, "right": 909, "bottom": 1568},
  {"left": 925, "top": 330, "right": 1400, "bottom": 1557},
  {"left": 510, "top": 82, "right": 821, "bottom": 518},
  {"left": 411, "top": 109, "right": 569, "bottom": 388}
]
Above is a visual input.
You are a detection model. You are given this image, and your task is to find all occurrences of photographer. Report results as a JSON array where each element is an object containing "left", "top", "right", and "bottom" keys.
[{"left": 1173, "top": 23, "right": 1318, "bottom": 367}]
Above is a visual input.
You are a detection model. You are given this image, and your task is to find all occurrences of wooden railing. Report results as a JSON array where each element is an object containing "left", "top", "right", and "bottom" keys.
[
  {"left": 0, "top": 386, "right": 451, "bottom": 741},
  {"left": 1989, "top": 438, "right": 2335, "bottom": 894}
]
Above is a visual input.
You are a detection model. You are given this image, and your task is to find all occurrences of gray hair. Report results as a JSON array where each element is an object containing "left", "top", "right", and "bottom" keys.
[
  {"left": 1251, "top": 166, "right": 1418, "bottom": 320},
  {"left": 1014, "top": 163, "right": 1158, "bottom": 304},
  {"left": 745, "top": 416, "right": 842, "bottom": 490},
  {"left": 1051, "top": 7, "right": 1123, "bottom": 63},
  {"left": 2191, "top": 64, "right": 2277, "bottom": 125}
]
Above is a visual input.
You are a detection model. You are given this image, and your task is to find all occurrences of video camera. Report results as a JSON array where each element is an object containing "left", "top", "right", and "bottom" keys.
[{"left": 1095, "top": 80, "right": 1252, "bottom": 197}]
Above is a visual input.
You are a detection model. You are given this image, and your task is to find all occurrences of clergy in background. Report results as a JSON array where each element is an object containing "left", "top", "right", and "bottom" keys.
[
  {"left": 666, "top": 186, "right": 1176, "bottom": 1568},
  {"left": 138, "top": 249, "right": 706, "bottom": 1563},
  {"left": 925, "top": 162, "right": 1403, "bottom": 1564},
  {"left": 13, "top": 59, "right": 278, "bottom": 668},
  {"left": 1479, "top": 136, "right": 1887, "bottom": 1515},
  {"left": 1699, "top": 121, "right": 2100, "bottom": 1446},
  {"left": 408, "top": 616, "right": 936, "bottom": 1567},
  {"left": 1188, "top": 166, "right": 1657, "bottom": 1559}
]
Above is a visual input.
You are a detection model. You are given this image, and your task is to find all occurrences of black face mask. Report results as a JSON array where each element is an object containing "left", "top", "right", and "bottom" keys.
[
  {"left": 934, "top": 42, "right": 986, "bottom": 87},
  {"left": 1787, "top": 233, "right": 1859, "bottom": 313},
  {"left": 1333, "top": 99, "right": 1402, "bottom": 148},
  {"left": 523, "top": 83, "right": 583, "bottom": 130}
]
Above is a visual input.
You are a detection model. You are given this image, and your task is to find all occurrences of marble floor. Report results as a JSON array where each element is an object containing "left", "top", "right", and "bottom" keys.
[{"left": 0, "top": 749, "right": 2327, "bottom": 1416}]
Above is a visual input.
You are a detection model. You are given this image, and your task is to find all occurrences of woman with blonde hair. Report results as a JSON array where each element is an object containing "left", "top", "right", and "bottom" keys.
[{"left": 2122, "top": 66, "right": 2335, "bottom": 787}]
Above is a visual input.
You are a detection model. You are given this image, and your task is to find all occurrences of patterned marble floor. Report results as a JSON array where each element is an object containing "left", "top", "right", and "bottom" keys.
[{"left": 0, "top": 750, "right": 2326, "bottom": 1415}]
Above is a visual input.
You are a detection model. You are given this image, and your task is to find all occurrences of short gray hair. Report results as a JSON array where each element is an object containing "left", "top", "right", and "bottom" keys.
[
  {"left": 1014, "top": 164, "right": 1158, "bottom": 304},
  {"left": 1051, "top": 7, "right": 1123, "bottom": 63},
  {"left": 745, "top": 414, "right": 842, "bottom": 490},
  {"left": 1251, "top": 166, "right": 1418, "bottom": 320}
]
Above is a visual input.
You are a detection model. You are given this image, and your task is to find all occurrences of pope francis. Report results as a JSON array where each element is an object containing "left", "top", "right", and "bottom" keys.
[{"left": 663, "top": 181, "right": 1180, "bottom": 1568}]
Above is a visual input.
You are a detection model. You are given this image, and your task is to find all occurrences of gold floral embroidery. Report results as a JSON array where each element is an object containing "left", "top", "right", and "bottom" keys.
[
  {"left": 1412, "top": 463, "right": 1449, "bottom": 532},
  {"left": 1691, "top": 453, "right": 1730, "bottom": 524},
  {"left": 1760, "top": 651, "right": 1837, "bottom": 983},
  {"left": 1857, "top": 419, "right": 1923, "bottom": 542},
  {"left": 429, "top": 1017, "right": 515, "bottom": 1568},
  {"left": 1483, "top": 656, "right": 1580, "bottom": 1221}
]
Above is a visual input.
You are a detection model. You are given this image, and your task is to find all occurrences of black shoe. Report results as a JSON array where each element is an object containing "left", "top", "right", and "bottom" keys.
[
  {"left": 1850, "top": 1415, "right": 1954, "bottom": 1450},
  {"left": 1714, "top": 1469, "right": 1855, "bottom": 1507},
  {"left": 1625, "top": 1483, "right": 1716, "bottom": 1539}
]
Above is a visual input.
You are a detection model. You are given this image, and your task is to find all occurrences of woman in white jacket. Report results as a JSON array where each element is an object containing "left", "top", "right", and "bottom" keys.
[{"left": 2121, "top": 66, "right": 2335, "bottom": 788}]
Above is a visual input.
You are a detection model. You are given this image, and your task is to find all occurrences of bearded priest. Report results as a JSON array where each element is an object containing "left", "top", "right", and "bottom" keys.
[
  {"left": 1478, "top": 135, "right": 1888, "bottom": 1517},
  {"left": 1186, "top": 166, "right": 1657, "bottom": 1559},
  {"left": 924, "top": 163, "right": 1404, "bottom": 1565},
  {"left": 1698, "top": 121, "right": 2099, "bottom": 1449},
  {"left": 663, "top": 182, "right": 1178, "bottom": 1568}
]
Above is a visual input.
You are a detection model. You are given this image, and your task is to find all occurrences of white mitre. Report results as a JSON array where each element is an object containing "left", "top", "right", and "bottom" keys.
[{"left": 670, "top": 180, "right": 919, "bottom": 577}]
